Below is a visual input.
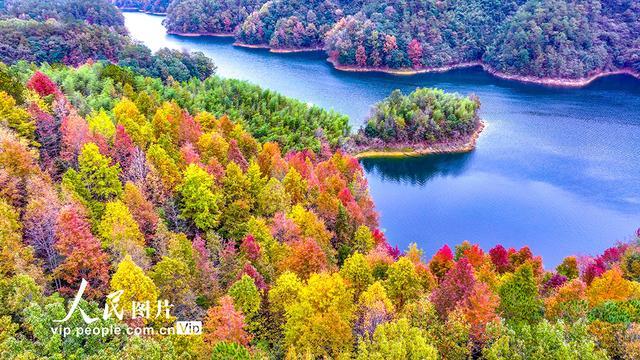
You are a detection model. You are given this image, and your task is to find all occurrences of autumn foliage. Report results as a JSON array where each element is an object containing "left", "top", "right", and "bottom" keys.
[{"left": 0, "top": 62, "right": 635, "bottom": 359}]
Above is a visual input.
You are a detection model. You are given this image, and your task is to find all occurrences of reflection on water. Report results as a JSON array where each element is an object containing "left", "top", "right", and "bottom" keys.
[{"left": 360, "top": 152, "right": 475, "bottom": 186}]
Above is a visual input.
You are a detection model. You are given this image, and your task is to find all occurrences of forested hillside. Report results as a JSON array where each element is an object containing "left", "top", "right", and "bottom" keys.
[
  {"left": 142, "top": 0, "right": 171, "bottom": 14},
  {"left": 4, "top": 0, "right": 125, "bottom": 28},
  {"left": 1, "top": 0, "right": 639, "bottom": 358},
  {"left": 0, "top": 0, "right": 215, "bottom": 81},
  {"left": 163, "top": 0, "right": 264, "bottom": 36},
  {"left": 483, "top": 0, "right": 640, "bottom": 79},
  {"left": 234, "top": 0, "right": 343, "bottom": 50},
  {"left": 325, "top": 0, "right": 640, "bottom": 80},
  {"left": 159, "top": 0, "right": 640, "bottom": 82},
  {"left": 2, "top": 60, "right": 640, "bottom": 359}
]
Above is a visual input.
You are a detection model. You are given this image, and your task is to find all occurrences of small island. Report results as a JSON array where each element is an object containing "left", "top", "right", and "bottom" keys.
[{"left": 348, "top": 88, "right": 484, "bottom": 158}]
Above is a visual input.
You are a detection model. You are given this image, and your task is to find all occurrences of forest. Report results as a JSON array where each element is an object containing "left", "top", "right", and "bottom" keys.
[
  {"left": 3, "top": 0, "right": 126, "bottom": 28},
  {"left": 0, "top": 0, "right": 639, "bottom": 359},
  {"left": 2, "top": 59, "right": 640, "bottom": 359},
  {"left": 113, "top": 0, "right": 170, "bottom": 14},
  {"left": 0, "top": 0, "right": 215, "bottom": 82},
  {"left": 163, "top": 0, "right": 264, "bottom": 36},
  {"left": 154, "top": 0, "right": 640, "bottom": 81}
]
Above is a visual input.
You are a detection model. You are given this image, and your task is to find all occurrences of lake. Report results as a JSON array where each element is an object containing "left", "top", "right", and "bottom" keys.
[{"left": 125, "top": 12, "right": 640, "bottom": 267}]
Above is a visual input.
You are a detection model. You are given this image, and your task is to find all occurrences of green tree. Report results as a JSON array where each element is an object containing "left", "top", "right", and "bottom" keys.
[
  {"left": 385, "top": 257, "right": 421, "bottom": 308},
  {"left": 228, "top": 275, "right": 261, "bottom": 319},
  {"left": 483, "top": 320, "right": 608, "bottom": 360},
  {"left": 341, "top": 252, "right": 373, "bottom": 298},
  {"left": 0, "top": 64, "right": 25, "bottom": 104},
  {"left": 150, "top": 256, "right": 194, "bottom": 309},
  {"left": 498, "top": 264, "right": 543, "bottom": 325},
  {"left": 352, "top": 225, "right": 375, "bottom": 254},
  {"left": 178, "top": 164, "right": 222, "bottom": 231},
  {"left": 210, "top": 342, "right": 252, "bottom": 360},
  {"left": 356, "top": 318, "right": 438, "bottom": 360}
]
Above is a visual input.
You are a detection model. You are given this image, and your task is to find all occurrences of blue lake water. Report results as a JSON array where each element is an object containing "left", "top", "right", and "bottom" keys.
[{"left": 125, "top": 12, "right": 640, "bottom": 267}]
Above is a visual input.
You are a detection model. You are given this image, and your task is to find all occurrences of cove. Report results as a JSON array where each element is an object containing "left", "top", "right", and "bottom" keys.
[{"left": 125, "top": 12, "right": 640, "bottom": 267}]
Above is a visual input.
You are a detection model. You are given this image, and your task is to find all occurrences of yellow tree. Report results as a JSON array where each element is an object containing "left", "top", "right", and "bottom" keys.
[
  {"left": 0, "top": 91, "right": 36, "bottom": 145},
  {"left": 110, "top": 255, "right": 159, "bottom": 317},
  {"left": 284, "top": 273, "right": 355, "bottom": 358},
  {"left": 587, "top": 267, "right": 640, "bottom": 307},
  {"left": 99, "top": 200, "right": 147, "bottom": 265},
  {"left": 87, "top": 109, "right": 116, "bottom": 139},
  {"left": 269, "top": 271, "right": 303, "bottom": 320},
  {"left": 283, "top": 167, "right": 307, "bottom": 205},
  {"left": 288, "top": 205, "right": 332, "bottom": 253},
  {"left": 114, "top": 97, "right": 152, "bottom": 148},
  {"left": 0, "top": 199, "right": 40, "bottom": 279}
]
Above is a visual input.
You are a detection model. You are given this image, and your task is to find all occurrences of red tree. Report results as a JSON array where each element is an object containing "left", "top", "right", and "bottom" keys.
[
  {"left": 27, "top": 71, "right": 59, "bottom": 97},
  {"left": 179, "top": 112, "right": 202, "bottom": 145},
  {"left": 54, "top": 204, "right": 110, "bottom": 299},
  {"left": 462, "top": 282, "right": 499, "bottom": 345},
  {"left": 407, "top": 39, "right": 423, "bottom": 68},
  {"left": 60, "top": 113, "right": 91, "bottom": 165},
  {"left": 192, "top": 236, "right": 218, "bottom": 296},
  {"left": 489, "top": 245, "right": 511, "bottom": 273},
  {"left": 122, "top": 182, "right": 159, "bottom": 242},
  {"left": 29, "top": 103, "right": 61, "bottom": 170},
  {"left": 240, "top": 235, "right": 261, "bottom": 263},
  {"left": 239, "top": 262, "right": 267, "bottom": 291},
  {"left": 228, "top": 139, "right": 248, "bottom": 171},
  {"left": 429, "top": 244, "right": 454, "bottom": 280},
  {"left": 356, "top": 45, "right": 367, "bottom": 67},
  {"left": 430, "top": 258, "right": 476, "bottom": 318},
  {"left": 180, "top": 142, "right": 201, "bottom": 165},
  {"left": 203, "top": 295, "right": 252, "bottom": 346},
  {"left": 112, "top": 125, "right": 136, "bottom": 174},
  {"left": 279, "top": 237, "right": 328, "bottom": 279}
]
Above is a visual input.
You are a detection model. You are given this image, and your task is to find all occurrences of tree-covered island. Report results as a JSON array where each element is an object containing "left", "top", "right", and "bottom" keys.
[{"left": 348, "top": 88, "right": 484, "bottom": 158}]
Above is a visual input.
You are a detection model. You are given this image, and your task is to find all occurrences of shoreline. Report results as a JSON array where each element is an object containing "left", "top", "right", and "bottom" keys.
[
  {"left": 233, "top": 42, "right": 271, "bottom": 50},
  {"left": 141, "top": 11, "right": 166, "bottom": 16},
  {"left": 353, "top": 121, "right": 486, "bottom": 159},
  {"left": 327, "top": 58, "right": 640, "bottom": 87},
  {"left": 329, "top": 58, "right": 484, "bottom": 76},
  {"left": 168, "top": 31, "right": 235, "bottom": 38},
  {"left": 233, "top": 42, "right": 324, "bottom": 53},
  {"left": 270, "top": 47, "right": 324, "bottom": 54},
  {"left": 484, "top": 67, "right": 640, "bottom": 87}
]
